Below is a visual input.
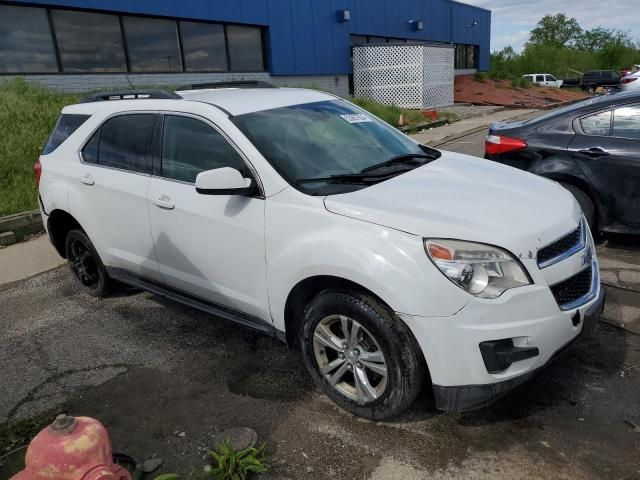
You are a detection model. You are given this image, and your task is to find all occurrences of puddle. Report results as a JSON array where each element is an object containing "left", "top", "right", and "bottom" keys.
[{"left": 227, "top": 365, "right": 313, "bottom": 401}]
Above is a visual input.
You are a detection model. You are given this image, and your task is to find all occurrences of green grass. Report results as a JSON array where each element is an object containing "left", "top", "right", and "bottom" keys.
[
  {"left": 474, "top": 72, "right": 488, "bottom": 82},
  {"left": 351, "top": 98, "right": 431, "bottom": 126},
  {"left": 0, "top": 78, "right": 80, "bottom": 216},
  {"left": 510, "top": 77, "right": 531, "bottom": 89}
]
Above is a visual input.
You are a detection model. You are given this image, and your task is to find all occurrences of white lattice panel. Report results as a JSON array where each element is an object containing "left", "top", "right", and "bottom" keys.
[
  {"left": 423, "top": 46, "right": 454, "bottom": 108},
  {"left": 353, "top": 44, "right": 454, "bottom": 109}
]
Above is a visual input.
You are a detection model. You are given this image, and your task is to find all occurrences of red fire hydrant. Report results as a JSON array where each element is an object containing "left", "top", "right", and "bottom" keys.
[{"left": 11, "top": 414, "right": 132, "bottom": 480}]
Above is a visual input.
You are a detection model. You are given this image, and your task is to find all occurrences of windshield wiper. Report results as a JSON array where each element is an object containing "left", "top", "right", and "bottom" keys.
[
  {"left": 296, "top": 172, "right": 392, "bottom": 185},
  {"left": 360, "top": 151, "right": 440, "bottom": 174},
  {"left": 296, "top": 148, "right": 441, "bottom": 186}
]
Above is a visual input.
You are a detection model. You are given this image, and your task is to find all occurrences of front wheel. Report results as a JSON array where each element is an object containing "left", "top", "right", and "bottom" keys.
[
  {"left": 559, "top": 183, "right": 596, "bottom": 232},
  {"left": 301, "top": 290, "right": 425, "bottom": 420},
  {"left": 65, "top": 229, "right": 112, "bottom": 297}
]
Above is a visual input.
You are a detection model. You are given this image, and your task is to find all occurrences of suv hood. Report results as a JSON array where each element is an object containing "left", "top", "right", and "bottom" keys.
[{"left": 324, "top": 152, "right": 581, "bottom": 257}]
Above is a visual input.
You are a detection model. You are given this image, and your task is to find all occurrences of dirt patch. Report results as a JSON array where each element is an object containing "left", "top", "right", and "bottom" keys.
[{"left": 455, "top": 75, "right": 589, "bottom": 108}]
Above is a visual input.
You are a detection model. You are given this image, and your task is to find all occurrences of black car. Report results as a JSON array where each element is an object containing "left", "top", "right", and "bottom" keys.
[
  {"left": 485, "top": 91, "right": 640, "bottom": 234},
  {"left": 580, "top": 70, "right": 621, "bottom": 92}
]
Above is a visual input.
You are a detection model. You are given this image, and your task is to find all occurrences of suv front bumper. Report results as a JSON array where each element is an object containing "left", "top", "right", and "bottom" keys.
[{"left": 399, "top": 281, "right": 605, "bottom": 413}]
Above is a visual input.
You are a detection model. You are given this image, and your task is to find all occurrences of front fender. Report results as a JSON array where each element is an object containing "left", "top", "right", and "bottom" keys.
[{"left": 265, "top": 190, "right": 471, "bottom": 331}]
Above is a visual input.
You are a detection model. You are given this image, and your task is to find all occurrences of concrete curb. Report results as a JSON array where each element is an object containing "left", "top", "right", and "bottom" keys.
[{"left": 0, "top": 210, "right": 44, "bottom": 246}]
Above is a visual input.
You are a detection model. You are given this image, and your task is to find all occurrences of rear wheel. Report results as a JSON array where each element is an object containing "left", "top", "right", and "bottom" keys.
[
  {"left": 65, "top": 229, "right": 112, "bottom": 297},
  {"left": 560, "top": 183, "right": 596, "bottom": 231},
  {"left": 301, "top": 289, "right": 424, "bottom": 420}
]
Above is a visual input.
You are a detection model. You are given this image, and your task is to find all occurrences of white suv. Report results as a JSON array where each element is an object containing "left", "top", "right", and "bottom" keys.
[{"left": 37, "top": 84, "right": 604, "bottom": 419}]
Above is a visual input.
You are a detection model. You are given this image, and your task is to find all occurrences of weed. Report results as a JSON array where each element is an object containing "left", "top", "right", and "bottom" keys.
[
  {"left": 203, "top": 439, "right": 267, "bottom": 480},
  {"left": 510, "top": 77, "right": 530, "bottom": 89},
  {"left": 0, "top": 410, "right": 61, "bottom": 454},
  {"left": 0, "top": 410, "right": 63, "bottom": 477},
  {"left": 437, "top": 111, "right": 459, "bottom": 123},
  {"left": 474, "top": 72, "right": 487, "bottom": 82}
]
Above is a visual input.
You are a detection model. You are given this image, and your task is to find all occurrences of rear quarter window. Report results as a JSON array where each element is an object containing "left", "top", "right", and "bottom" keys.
[
  {"left": 81, "top": 113, "right": 155, "bottom": 174},
  {"left": 43, "top": 114, "right": 90, "bottom": 154},
  {"left": 580, "top": 111, "right": 612, "bottom": 136}
]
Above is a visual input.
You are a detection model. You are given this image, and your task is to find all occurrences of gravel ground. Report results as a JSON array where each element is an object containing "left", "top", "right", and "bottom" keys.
[{"left": 0, "top": 261, "right": 639, "bottom": 480}]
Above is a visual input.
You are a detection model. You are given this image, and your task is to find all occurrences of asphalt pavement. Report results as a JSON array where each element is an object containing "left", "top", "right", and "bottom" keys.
[{"left": 1, "top": 113, "right": 639, "bottom": 480}]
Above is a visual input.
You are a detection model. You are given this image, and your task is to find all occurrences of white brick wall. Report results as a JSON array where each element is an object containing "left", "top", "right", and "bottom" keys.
[{"left": 0, "top": 73, "right": 350, "bottom": 98}]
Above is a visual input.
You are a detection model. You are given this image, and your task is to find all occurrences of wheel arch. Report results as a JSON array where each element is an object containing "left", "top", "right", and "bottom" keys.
[
  {"left": 539, "top": 173, "right": 602, "bottom": 225},
  {"left": 285, "top": 276, "right": 392, "bottom": 348},
  {"left": 283, "top": 275, "right": 426, "bottom": 368},
  {"left": 47, "top": 209, "right": 84, "bottom": 258}
]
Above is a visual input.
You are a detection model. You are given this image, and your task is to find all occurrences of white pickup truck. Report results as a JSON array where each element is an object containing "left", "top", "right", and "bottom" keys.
[{"left": 523, "top": 74, "right": 564, "bottom": 88}]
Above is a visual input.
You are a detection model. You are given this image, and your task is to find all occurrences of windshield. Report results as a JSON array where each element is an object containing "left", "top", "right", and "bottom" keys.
[{"left": 232, "top": 100, "right": 435, "bottom": 195}]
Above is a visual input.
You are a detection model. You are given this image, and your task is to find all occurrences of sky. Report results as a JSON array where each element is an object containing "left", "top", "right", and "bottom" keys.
[{"left": 461, "top": 0, "right": 640, "bottom": 52}]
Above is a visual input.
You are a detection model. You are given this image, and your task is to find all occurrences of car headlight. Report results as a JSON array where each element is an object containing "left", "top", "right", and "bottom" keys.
[{"left": 425, "top": 239, "right": 531, "bottom": 299}]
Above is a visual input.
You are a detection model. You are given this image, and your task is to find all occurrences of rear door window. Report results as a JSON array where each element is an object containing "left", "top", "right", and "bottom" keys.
[
  {"left": 613, "top": 106, "right": 640, "bottom": 140},
  {"left": 43, "top": 114, "right": 90, "bottom": 154},
  {"left": 82, "top": 114, "right": 155, "bottom": 173},
  {"left": 161, "top": 115, "right": 246, "bottom": 183},
  {"left": 536, "top": 75, "right": 544, "bottom": 82},
  {"left": 580, "top": 111, "right": 612, "bottom": 136}
]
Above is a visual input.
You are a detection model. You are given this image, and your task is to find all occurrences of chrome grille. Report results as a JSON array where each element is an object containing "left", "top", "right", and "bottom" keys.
[{"left": 537, "top": 220, "right": 585, "bottom": 268}]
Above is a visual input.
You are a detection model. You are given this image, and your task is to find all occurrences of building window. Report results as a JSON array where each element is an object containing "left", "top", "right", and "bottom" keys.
[
  {"left": 0, "top": 4, "right": 266, "bottom": 74},
  {"left": 123, "top": 16, "right": 182, "bottom": 72},
  {"left": 179, "top": 21, "right": 227, "bottom": 72},
  {"left": 455, "top": 44, "right": 477, "bottom": 69},
  {"left": 51, "top": 9, "right": 126, "bottom": 72},
  {"left": 0, "top": 5, "right": 57, "bottom": 73},
  {"left": 227, "top": 25, "right": 264, "bottom": 72}
]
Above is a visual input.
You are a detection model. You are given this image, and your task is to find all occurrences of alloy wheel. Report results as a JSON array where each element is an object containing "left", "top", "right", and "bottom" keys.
[
  {"left": 312, "top": 315, "right": 388, "bottom": 404},
  {"left": 68, "top": 238, "right": 99, "bottom": 289}
]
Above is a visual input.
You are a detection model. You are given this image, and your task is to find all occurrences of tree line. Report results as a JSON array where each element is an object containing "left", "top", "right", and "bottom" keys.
[{"left": 490, "top": 14, "right": 639, "bottom": 79}]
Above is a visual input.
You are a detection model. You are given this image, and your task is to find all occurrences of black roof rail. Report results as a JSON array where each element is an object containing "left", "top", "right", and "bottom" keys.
[
  {"left": 176, "top": 80, "right": 275, "bottom": 91},
  {"left": 80, "top": 89, "right": 182, "bottom": 103}
]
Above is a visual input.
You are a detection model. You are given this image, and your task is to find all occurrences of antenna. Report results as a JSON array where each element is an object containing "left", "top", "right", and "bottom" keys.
[{"left": 124, "top": 73, "right": 134, "bottom": 89}]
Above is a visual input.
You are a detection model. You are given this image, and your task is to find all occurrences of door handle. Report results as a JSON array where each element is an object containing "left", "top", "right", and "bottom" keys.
[
  {"left": 578, "top": 147, "right": 609, "bottom": 157},
  {"left": 152, "top": 195, "right": 175, "bottom": 210},
  {"left": 79, "top": 174, "right": 94, "bottom": 186}
]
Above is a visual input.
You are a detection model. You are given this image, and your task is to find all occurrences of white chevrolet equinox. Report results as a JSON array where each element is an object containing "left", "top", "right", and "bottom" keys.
[{"left": 36, "top": 83, "right": 605, "bottom": 420}]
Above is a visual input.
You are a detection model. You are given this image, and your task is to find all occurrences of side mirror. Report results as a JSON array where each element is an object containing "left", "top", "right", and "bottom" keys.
[{"left": 195, "top": 167, "right": 256, "bottom": 196}]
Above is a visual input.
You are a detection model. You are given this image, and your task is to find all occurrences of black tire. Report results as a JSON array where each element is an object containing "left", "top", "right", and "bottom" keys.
[
  {"left": 65, "top": 229, "right": 112, "bottom": 297},
  {"left": 559, "top": 183, "right": 596, "bottom": 231},
  {"left": 301, "top": 289, "right": 425, "bottom": 420}
]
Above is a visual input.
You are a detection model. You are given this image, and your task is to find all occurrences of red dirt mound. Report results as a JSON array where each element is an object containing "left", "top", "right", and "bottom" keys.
[{"left": 455, "top": 75, "right": 589, "bottom": 108}]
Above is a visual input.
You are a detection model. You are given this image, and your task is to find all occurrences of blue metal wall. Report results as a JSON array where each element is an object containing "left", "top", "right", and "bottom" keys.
[{"left": 11, "top": 0, "right": 491, "bottom": 74}]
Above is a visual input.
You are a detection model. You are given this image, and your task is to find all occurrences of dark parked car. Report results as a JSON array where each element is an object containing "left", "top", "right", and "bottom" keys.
[
  {"left": 485, "top": 91, "right": 640, "bottom": 234},
  {"left": 580, "top": 70, "right": 621, "bottom": 92}
]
